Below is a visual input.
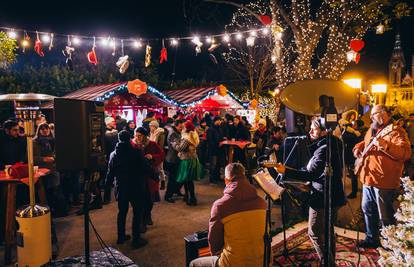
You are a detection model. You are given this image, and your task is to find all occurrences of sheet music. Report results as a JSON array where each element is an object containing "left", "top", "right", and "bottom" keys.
[{"left": 253, "top": 170, "right": 285, "bottom": 201}]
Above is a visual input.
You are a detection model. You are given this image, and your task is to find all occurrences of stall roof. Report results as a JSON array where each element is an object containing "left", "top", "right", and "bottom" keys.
[
  {"left": 163, "top": 86, "right": 246, "bottom": 108},
  {"left": 42, "top": 82, "right": 173, "bottom": 109}
]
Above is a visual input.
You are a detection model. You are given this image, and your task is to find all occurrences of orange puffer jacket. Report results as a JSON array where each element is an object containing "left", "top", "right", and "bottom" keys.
[{"left": 353, "top": 124, "right": 411, "bottom": 189}]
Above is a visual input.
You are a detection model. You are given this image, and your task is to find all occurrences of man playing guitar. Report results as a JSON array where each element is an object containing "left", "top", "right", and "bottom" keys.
[{"left": 353, "top": 104, "right": 411, "bottom": 248}]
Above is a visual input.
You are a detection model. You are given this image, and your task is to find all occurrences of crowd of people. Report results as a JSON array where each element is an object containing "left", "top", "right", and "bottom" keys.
[{"left": 2, "top": 104, "right": 414, "bottom": 262}]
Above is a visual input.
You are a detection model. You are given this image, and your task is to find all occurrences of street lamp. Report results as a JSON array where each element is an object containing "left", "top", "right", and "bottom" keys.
[
  {"left": 371, "top": 83, "right": 387, "bottom": 104},
  {"left": 343, "top": 78, "right": 362, "bottom": 89}
]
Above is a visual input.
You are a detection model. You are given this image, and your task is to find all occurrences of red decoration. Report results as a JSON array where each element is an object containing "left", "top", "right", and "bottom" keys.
[
  {"left": 127, "top": 79, "right": 148, "bottom": 96},
  {"left": 355, "top": 53, "right": 361, "bottom": 64},
  {"left": 34, "top": 39, "right": 44, "bottom": 57},
  {"left": 259, "top": 15, "right": 272, "bottom": 25},
  {"left": 250, "top": 99, "right": 258, "bottom": 109},
  {"left": 350, "top": 39, "right": 365, "bottom": 52},
  {"left": 160, "top": 47, "right": 168, "bottom": 64},
  {"left": 87, "top": 48, "right": 98, "bottom": 65},
  {"left": 217, "top": 84, "right": 227, "bottom": 97}
]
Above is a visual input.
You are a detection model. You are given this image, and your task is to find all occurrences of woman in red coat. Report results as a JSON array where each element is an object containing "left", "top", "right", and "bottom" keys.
[{"left": 132, "top": 127, "right": 165, "bottom": 226}]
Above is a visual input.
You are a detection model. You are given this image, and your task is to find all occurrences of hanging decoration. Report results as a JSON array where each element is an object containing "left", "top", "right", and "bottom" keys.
[
  {"left": 209, "top": 53, "right": 218, "bottom": 64},
  {"left": 217, "top": 84, "right": 227, "bottom": 96},
  {"left": 48, "top": 33, "right": 54, "bottom": 50},
  {"left": 127, "top": 79, "right": 148, "bottom": 96},
  {"left": 87, "top": 37, "right": 98, "bottom": 65},
  {"left": 21, "top": 31, "right": 30, "bottom": 52},
  {"left": 111, "top": 37, "right": 116, "bottom": 56},
  {"left": 208, "top": 43, "right": 220, "bottom": 52},
  {"left": 62, "top": 35, "right": 74, "bottom": 70},
  {"left": 350, "top": 39, "right": 365, "bottom": 52},
  {"left": 116, "top": 40, "right": 129, "bottom": 74},
  {"left": 376, "top": 24, "right": 385, "bottom": 35},
  {"left": 259, "top": 15, "right": 272, "bottom": 25},
  {"left": 159, "top": 39, "right": 168, "bottom": 64},
  {"left": 249, "top": 99, "right": 258, "bottom": 109},
  {"left": 34, "top": 31, "right": 45, "bottom": 57},
  {"left": 192, "top": 37, "right": 203, "bottom": 55},
  {"left": 145, "top": 44, "right": 152, "bottom": 67}
]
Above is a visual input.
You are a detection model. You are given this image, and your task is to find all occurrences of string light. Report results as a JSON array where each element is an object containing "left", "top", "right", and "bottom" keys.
[
  {"left": 7, "top": 30, "right": 17, "bottom": 39},
  {"left": 101, "top": 37, "right": 109, "bottom": 47},
  {"left": 249, "top": 30, "right": 257, "bottom": 37},
  {"left": 72, "top": 36, "right": 81, "bottom": 45},
  {"left": 192, "top": 36, "right": 201, "bottom": 44},
  {"left": 246, "top": 36, "right": 255, "bottom": 47},
  {"left": 262, "top": 28, "right": 269, "bottom": 35},
  {"left": 41, "top": 34, "right": 50, "bottom": 43},
  {"left": 206, "top": 36, "right": 213, "bottom": 43},
  {"left": 21, "top": 39, "right": 29, "bottom": 48},
  {"left": 133, "top": 40, "right": 142, "bottom": 48},
  {"left": 171, "top": 38, "right": 179, "bottom": 46},
  {"left": 236, "top": 32, "right": 243, "bottom": 40},
  {"left": 223, "top": 33, "right": 230, "bottom": 43}
]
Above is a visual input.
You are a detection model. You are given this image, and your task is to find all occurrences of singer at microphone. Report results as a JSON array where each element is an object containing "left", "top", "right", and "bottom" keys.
[{"left": 273, "top": 117, "right": 346, "bottom": 265}]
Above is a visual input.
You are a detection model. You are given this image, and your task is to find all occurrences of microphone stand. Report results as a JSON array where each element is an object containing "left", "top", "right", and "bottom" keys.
[{"left": 323, "top": 131, "right": 334, "bottom": 267}]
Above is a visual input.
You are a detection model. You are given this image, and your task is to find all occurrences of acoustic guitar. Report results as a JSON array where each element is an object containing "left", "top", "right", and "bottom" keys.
[{"left": 354, "top": 124, "right": 393, "bottom": 176}]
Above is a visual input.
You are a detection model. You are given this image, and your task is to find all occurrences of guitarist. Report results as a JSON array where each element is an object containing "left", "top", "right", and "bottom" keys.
[{"left": 353, "top": 104, "right": 411, "bottom": 249}]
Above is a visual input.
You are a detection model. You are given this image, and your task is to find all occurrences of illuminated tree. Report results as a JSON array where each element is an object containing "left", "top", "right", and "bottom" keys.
[
  {"left": 0, "top": 32, "right": 17, "bottom": 69},
  {"left": 207, "top": 0, "right": 412, "bottom": 91}
]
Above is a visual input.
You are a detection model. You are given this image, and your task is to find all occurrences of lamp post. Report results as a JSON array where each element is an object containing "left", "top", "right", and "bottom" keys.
[{"left": 371, "top": 83, "right": 388, "bottom": 105}]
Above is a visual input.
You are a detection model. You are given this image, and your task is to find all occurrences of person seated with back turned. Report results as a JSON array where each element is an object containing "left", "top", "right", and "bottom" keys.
[{"left": 190, "top": 163, "right": 267, "bottom": 267}]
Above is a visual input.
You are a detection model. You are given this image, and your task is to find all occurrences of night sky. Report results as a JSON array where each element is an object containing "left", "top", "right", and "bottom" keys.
[{"left": 1, "top": 0, "right": 413, "bottom": 84}]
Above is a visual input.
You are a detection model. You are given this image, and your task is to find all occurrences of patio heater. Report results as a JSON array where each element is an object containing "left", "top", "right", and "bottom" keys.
[{"left": 0, "top": 93, "right": 55, "bottom": 266}]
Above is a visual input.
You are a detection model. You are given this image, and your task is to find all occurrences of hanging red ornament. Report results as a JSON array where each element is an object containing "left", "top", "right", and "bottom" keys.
[
  {"left": 87, "top": 37, "right": 98, "bottom": 65},
  {"left": 160, "top": 48, "right": 167, "bottom": 64},
  {"left": 34, "top": 32, "right": 44, "bottom": 57},
  {"left": 259, "top": 15, "right": 272, "bottom": 25},
  {"left": 350, "top": 39, "right": 365, "bottom": 52}
]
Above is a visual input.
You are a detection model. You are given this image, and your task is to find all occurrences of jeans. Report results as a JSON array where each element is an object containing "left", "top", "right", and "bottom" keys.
[
  {"left": 308, "top": 207, "right": 337, "bottom": 265},
  {"left": 361, "top": 185, "right": 398, "bottom": 243},
  {"left": 189, "top": 256, "right": 219, "bottom": 267},
  {"left": 208, "top": 155, "right": 220, "bottom": 183}
]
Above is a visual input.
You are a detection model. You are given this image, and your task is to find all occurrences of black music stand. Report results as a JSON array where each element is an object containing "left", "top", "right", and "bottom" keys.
[{"left": 252, "top": 170, "right": 284, "bottom": 267}]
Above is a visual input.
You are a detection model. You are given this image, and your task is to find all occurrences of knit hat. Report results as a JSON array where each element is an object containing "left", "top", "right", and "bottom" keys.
[
  {"left": 213, "top": 116, "right": 222, "bottom": 122},
  {"left": 258, "top": 118, "right": 266, "bottom": 127},
  {"left": 184, "top": 120, "right": 195, "bottom": 132},
  {"left": 149, "top": 120, "right": 159, "bottom": 128},
  {"left": 105, "top": 116, "right": 115, "bottom": 125},
  {"left": 118, "top": 130, "right": 131, "bottom": 142},
  {"left": 135, "top": 127, "right": 149, "bottom": 136}
]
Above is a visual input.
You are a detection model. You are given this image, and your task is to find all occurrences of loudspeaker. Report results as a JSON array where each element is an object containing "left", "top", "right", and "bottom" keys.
[{"left": 54, "top": 98, "right": 106, "bottom": 171}]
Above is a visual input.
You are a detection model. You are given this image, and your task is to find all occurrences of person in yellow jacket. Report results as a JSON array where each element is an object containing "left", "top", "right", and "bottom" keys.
[{"left": 190, "top": 163, "right": 266, "bottom": 267}]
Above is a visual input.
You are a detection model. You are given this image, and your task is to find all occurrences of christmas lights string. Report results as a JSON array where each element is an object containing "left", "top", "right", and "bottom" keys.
[
  {"left": 94, "top": 83, "right": 248, "bottom": 109},
  {"left": 0, "top": 25, "right": 278, "bottom": 51}
]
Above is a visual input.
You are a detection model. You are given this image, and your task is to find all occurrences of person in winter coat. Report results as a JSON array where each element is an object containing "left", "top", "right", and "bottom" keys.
[
  {"left": 132, "top": 127, "right": 165, "bottom": 226},
  {"left": 206, "top": 116, "right": 223, "bottom": 184},
  {"left": 189, "top": 163, "right": 266, "bottom": 267},
  {"left": 33, "top": 123, "right": 67, "bottom": 216},
  {"left": 353, "top": 105, "right": 411, "bottom": 249},
  {"left": 126, "top": 120, "right": 136, "bottom": 137},
  {"left": 0, "top": 120, "right": 26, "bottom": 169},
  {"left": 106, "top": 130, "right": 152, "bottom": 248},
  {"left": 149, "top": 120, "right": 167, "bottom": 190},
  {"left": 253, "top": 118, "right": 269, "bottom": 157},
  {"left": 274, "top": 118, "right": 346, "bottom": 265},
  {"left": 164, "top": 119, "right": 185, "bottom": 202},
  {"left": 173, "top": 120, "right": 202, "bottom": 205}
]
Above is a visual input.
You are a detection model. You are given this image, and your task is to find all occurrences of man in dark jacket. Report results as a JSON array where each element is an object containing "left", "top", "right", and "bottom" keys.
[
  {"left": 274, "top": 118, "right": 345, "bottom": 265},
  {"left": 106, "top": 130, "right": 153, "bottom": 248},
  {"left": 164, "top": 119, "right": 184, "bottom": 202},
  {"left": 0, "top": 120, "right": 26, "bottom": 169},
  {"left": 206, "top": 116, "right": 223, "bottom": 183}
]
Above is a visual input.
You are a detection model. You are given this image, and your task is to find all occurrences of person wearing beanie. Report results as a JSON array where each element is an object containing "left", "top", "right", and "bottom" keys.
[
  {"left": 149, "top": 120, "right": 167, "bottom": 190},
  {"left": 172, "top": 120, "right": 202, "bottom": 205},
  {"left": 132, "top": 127, "right": 165, "bottom": 226},
  {"left": 253, "top": 118, "right": 269, "bottom": 157},
  {"left": 105, "top": 130, "right": 153, "bottom": 248}
]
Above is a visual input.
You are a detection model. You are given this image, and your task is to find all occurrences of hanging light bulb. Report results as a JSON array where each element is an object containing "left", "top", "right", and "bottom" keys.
[
  {"left": 236, "top": 32, "right": 243, "bottom": 40},
  {"left": 109, "top": 39, "right": 115, "bottom": 47},
  {"left": 250, "top": 30, "right": 257, "bottom": 37},
  {"left": 72, "top": 36, "right": 81, "bottom": 45},
  {"left": 41, "top": 34, "right": 50, "bottom": 43},
  {"left": 206, "top": 36, "right": 212, "bottom": 44},
  {"left": 133, "top": 40, "right": 143, "bottom": 48},
  {"left": 7, "top": 30, "right": 17, "bottom": 39},
  {"left": 271, "top": 55, "right": 277, "bottom": 63},
  {"left": 223, "top": 34, "right": 230, "bottom": 43},
  {"left": 376, "top": 23, "right": 385, "bottom": 35},
  {"left": 275, "top": 32, "right": 283, "bottom": 40},
  {"left": 246, "top": 36, "right": 255, "bottom": 47},
  {"left": 171, "top": 38, "right": 179, "bottom": 46},
  {"left": 192, "top": 36, "right": 201, "bottom": 44},
  {"left": 346, "top": 50, "right": 357, "bottom": 62},
  {"left": 262, "top": 28, "right": 269, "bottom": 35},
  {"left": 21, "top": 39, "right": 30, "bottom": 48},
  {"left": 101, "top": 37, "right": 110, "bottom": 47}
]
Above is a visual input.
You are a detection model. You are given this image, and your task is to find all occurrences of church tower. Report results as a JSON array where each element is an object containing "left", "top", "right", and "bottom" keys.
[{"left": 389, "top": 34, "right": 405, "bottom": 85}]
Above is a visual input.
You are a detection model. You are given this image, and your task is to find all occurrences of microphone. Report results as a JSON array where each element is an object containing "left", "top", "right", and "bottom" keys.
[{"left": 285, "top": 135, "right": 307, "bottom": 140}]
